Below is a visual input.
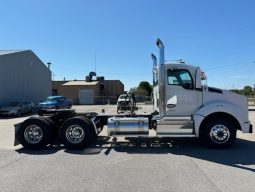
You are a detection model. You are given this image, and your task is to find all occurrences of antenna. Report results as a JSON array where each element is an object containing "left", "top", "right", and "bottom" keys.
[
  {"left": 94, "top": 53, "right": 97, "bottom": 72},
  {"left": 52, "top": 73, "right": 56, "bottom": 81}
]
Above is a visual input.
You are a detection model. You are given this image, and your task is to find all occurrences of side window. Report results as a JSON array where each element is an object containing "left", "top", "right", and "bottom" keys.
[
  {"left": 168, "top": 75, "right": 179, "bottom": 85},
  {"left": 167, "top": 69, "right": 193, "bottom": 90},
  {"left": 60, "top": 97, "right": 65, "bottom": 103}
]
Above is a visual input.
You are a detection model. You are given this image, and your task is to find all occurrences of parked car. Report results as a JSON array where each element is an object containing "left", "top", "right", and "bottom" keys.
[
  {"left": 117, "top": 94, "right": 134, "bottom": 107},
  {"left": 0, "top": 101, "right": 35, "bottom": 116},
  {"left": 37, "top": 96, "right": 72, "bottom": 111}
]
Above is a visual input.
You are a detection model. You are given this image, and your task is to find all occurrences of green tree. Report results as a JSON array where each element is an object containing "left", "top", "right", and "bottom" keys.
[
  {"left": 129, "top": 87, "right": 137, "bottom": 94},
  {"left": 230, "top": 89, "right": 243, "bottom": 95},
  {"left": 243, "top": 86, "right": 253, "bottom": 96},
  {"left": 138, "top": 81, "right": 152, "bottom": 96}
]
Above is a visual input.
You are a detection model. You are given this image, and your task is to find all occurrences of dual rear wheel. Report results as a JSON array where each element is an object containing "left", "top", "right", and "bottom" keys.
[
  {"left": 59, "top": 116, "right": 93, "bottom": 149},
  {"left": 17, "top": 116, "right": 55, "bottom": 149},
  {"left": 18, "top": 116, "right": 94, "bottom": 149}
]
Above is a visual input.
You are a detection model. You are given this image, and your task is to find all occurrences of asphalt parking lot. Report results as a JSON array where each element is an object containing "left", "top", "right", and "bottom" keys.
[{"left": 0, "top": 104, "right": 255, "bottom": 192}]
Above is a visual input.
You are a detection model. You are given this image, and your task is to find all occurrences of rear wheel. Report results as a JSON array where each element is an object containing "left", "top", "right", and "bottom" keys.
[
  {"left": 59, "top": 116, "right": 93, "bottom": 149},
  {"left": 202, "top": 118, "right": 236, "bottom": 149},
  {"left": 17, "top": 117, "right": 54, "bottom": 149}
]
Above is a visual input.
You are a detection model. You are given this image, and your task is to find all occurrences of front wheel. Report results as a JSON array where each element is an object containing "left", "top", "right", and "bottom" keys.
[{"left": 202, "top": 118, "right": 236, "bottom": 149}]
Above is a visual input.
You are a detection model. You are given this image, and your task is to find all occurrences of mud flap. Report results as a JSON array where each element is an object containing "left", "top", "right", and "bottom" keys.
[{"left": 14, "top": 123, "right": 21, "bottom": 146}]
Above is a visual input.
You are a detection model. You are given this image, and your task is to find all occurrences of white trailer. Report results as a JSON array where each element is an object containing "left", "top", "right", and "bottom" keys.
[{"left": 14, "top": 39, "right": 252, "bottom": 149}]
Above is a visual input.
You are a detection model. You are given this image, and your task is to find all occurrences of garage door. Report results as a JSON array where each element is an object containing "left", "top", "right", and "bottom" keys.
[{"left": 79, "top": 89, "right": 94, "bottom": 104}]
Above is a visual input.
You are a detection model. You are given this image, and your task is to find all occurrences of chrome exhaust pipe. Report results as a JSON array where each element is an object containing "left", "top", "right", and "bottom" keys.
[
  {"left": 156, "top": 38, "right": 164, "bottom": 65},
  {"left": 156, "top": 38, "right": 166, "bottom": 117},
  {"left": 151, "top": 53, "right": 157, "bottom": 67}
]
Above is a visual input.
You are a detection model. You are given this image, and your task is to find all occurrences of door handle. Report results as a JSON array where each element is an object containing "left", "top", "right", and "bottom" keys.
[{"left": 167, "top": 104, "right": 176, "bottom": 108}]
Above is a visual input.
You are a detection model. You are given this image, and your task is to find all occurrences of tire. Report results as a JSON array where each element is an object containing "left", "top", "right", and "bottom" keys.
[
  {"left": 30, "top": 107, "right": 35, "bottom": 113},
  {"left": 117, "top": 107, "right": 121, "bottom": 114},
  {"left": 37, "top": 110, "right": 43, "bottom": 116},
  {"left": 59, "top": 116, "right": 93, "bottom": 149},
  {"left": 17, "top": 116, "right": 55, "bottom": 149},
  {"left": 17, "top": 110, "right": 22, "bottom": 117},
  {"left": 202, "top": 118, "right": 236, "bottom": 149}
]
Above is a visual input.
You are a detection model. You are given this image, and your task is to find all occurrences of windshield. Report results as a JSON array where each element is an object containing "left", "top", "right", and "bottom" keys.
[
  {"left": 8, "top": 102, "right": 20, "bottom": 106},
  {"left": 45, "top": 97, "right": 59, "bottom": 102},
  {"left": 119, "top": 95, "right": 131, "bottom": 99}
]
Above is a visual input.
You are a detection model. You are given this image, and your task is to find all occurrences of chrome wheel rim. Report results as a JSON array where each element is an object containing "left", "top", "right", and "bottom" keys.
[
  {"left": 24, "top": 125, "right": 43, "bottom": 144},
  {"left": 210, "top": 124, "right": 230, "bottom": 144},
  {"left": 66, "top": 125, "right": 85, "bottom": 144}
]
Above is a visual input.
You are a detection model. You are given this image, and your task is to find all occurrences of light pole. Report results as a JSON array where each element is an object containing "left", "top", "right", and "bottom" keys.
[{"left": 253, "top": 61, "right": 255, "bottom": 105}]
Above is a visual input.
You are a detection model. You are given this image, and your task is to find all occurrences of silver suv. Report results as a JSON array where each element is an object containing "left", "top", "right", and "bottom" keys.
[{"left": 117, "top": 94, "right": 135, "bottom": 114}]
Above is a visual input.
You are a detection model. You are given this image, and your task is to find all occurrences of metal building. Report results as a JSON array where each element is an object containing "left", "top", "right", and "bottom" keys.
[
  {"left": 0, "top": 50, "right": 51, "bottom": 106},
  {"left": 52, "top": 79, "right": 124, "bottom": 104}
]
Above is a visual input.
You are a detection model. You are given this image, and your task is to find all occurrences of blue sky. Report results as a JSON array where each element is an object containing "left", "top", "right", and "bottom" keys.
[{"left": 0, "top": 0, "right": 255, "bottom": 90}]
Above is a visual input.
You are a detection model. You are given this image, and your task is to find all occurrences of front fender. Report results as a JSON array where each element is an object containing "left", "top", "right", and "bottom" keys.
[{"left": 193, "top": 101, "right": 249, "bottom": 136}]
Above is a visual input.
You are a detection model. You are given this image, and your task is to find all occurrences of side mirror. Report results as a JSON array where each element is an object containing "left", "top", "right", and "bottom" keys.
[{"left": 195, "top": 69, "right": 202, "bottom": 89}]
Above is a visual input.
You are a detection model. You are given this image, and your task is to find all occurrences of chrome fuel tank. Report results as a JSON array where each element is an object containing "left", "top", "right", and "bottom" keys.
[{"left": 107, "top": 117, "right": 149, "bottom": 136}]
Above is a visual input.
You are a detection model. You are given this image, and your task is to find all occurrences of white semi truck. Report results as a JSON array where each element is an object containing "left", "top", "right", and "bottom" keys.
[{"left": 14, "top": 39, "right": 252, "bottom": 149}]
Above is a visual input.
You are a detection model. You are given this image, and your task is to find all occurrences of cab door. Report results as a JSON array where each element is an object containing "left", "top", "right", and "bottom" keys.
[{"left": 165, "top": 69, "right": 202, "bottom": 116}]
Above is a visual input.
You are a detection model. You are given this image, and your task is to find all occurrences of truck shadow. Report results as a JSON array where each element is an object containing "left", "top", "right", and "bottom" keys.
[
  {"left": 16, "top": 136, "right": 255, "bottom": 172},
  {"left": 66, "top": 137, "right": 255, "bottom": 173}
]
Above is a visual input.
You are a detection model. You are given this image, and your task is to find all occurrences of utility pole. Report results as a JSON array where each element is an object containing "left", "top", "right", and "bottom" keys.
[
  {"left": 52, "top": 73, "right": 56, "bottom": 81},
  {"left": 94, "top": 53, "right": 97, "bottom": 72},
  {"left": 254, "top": 84, "right": 255, "bottom": 105}
]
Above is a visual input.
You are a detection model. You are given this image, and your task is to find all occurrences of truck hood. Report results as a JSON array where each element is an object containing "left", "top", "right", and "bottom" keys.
[
  {"left": 205, "top": 87, "right": 248, "bottom": 113},
  {"left": 222, "top": 89, "right": 248, "bottom": 112}
]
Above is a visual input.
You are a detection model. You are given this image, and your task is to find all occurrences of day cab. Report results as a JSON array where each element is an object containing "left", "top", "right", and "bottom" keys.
[
  {"left": 14, "top": 38, "right": 252, "bottom": 150},
  {"left": 151, "top": 39, "right": 252, "bottom": 148}
]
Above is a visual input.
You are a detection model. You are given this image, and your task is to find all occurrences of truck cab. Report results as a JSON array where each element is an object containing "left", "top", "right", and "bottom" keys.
[{"left": 151, "top": 39, "right": 252, "bottom": 147}]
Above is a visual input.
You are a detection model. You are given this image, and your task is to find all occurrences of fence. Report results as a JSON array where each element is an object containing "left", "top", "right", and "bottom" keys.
[
  {"left": 73, "top": 95, "right": 255, "bottom": 106},
  {"left": 247, "top": 96, "right": 255, "bottom": 106},
  {"left": 72, "top": 95, "right": 153, "bottom": 105}
]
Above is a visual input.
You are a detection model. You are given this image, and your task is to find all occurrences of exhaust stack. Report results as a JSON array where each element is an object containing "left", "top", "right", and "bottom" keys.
[
  {"left": 151, "top": 54, "right": 157, "bottom": 67},
  {"left": 156, "top": 38, "right": 164, "bottom": 65},
  {"left": 156, "top": 38, "right": 166, "bottom": 117}
]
